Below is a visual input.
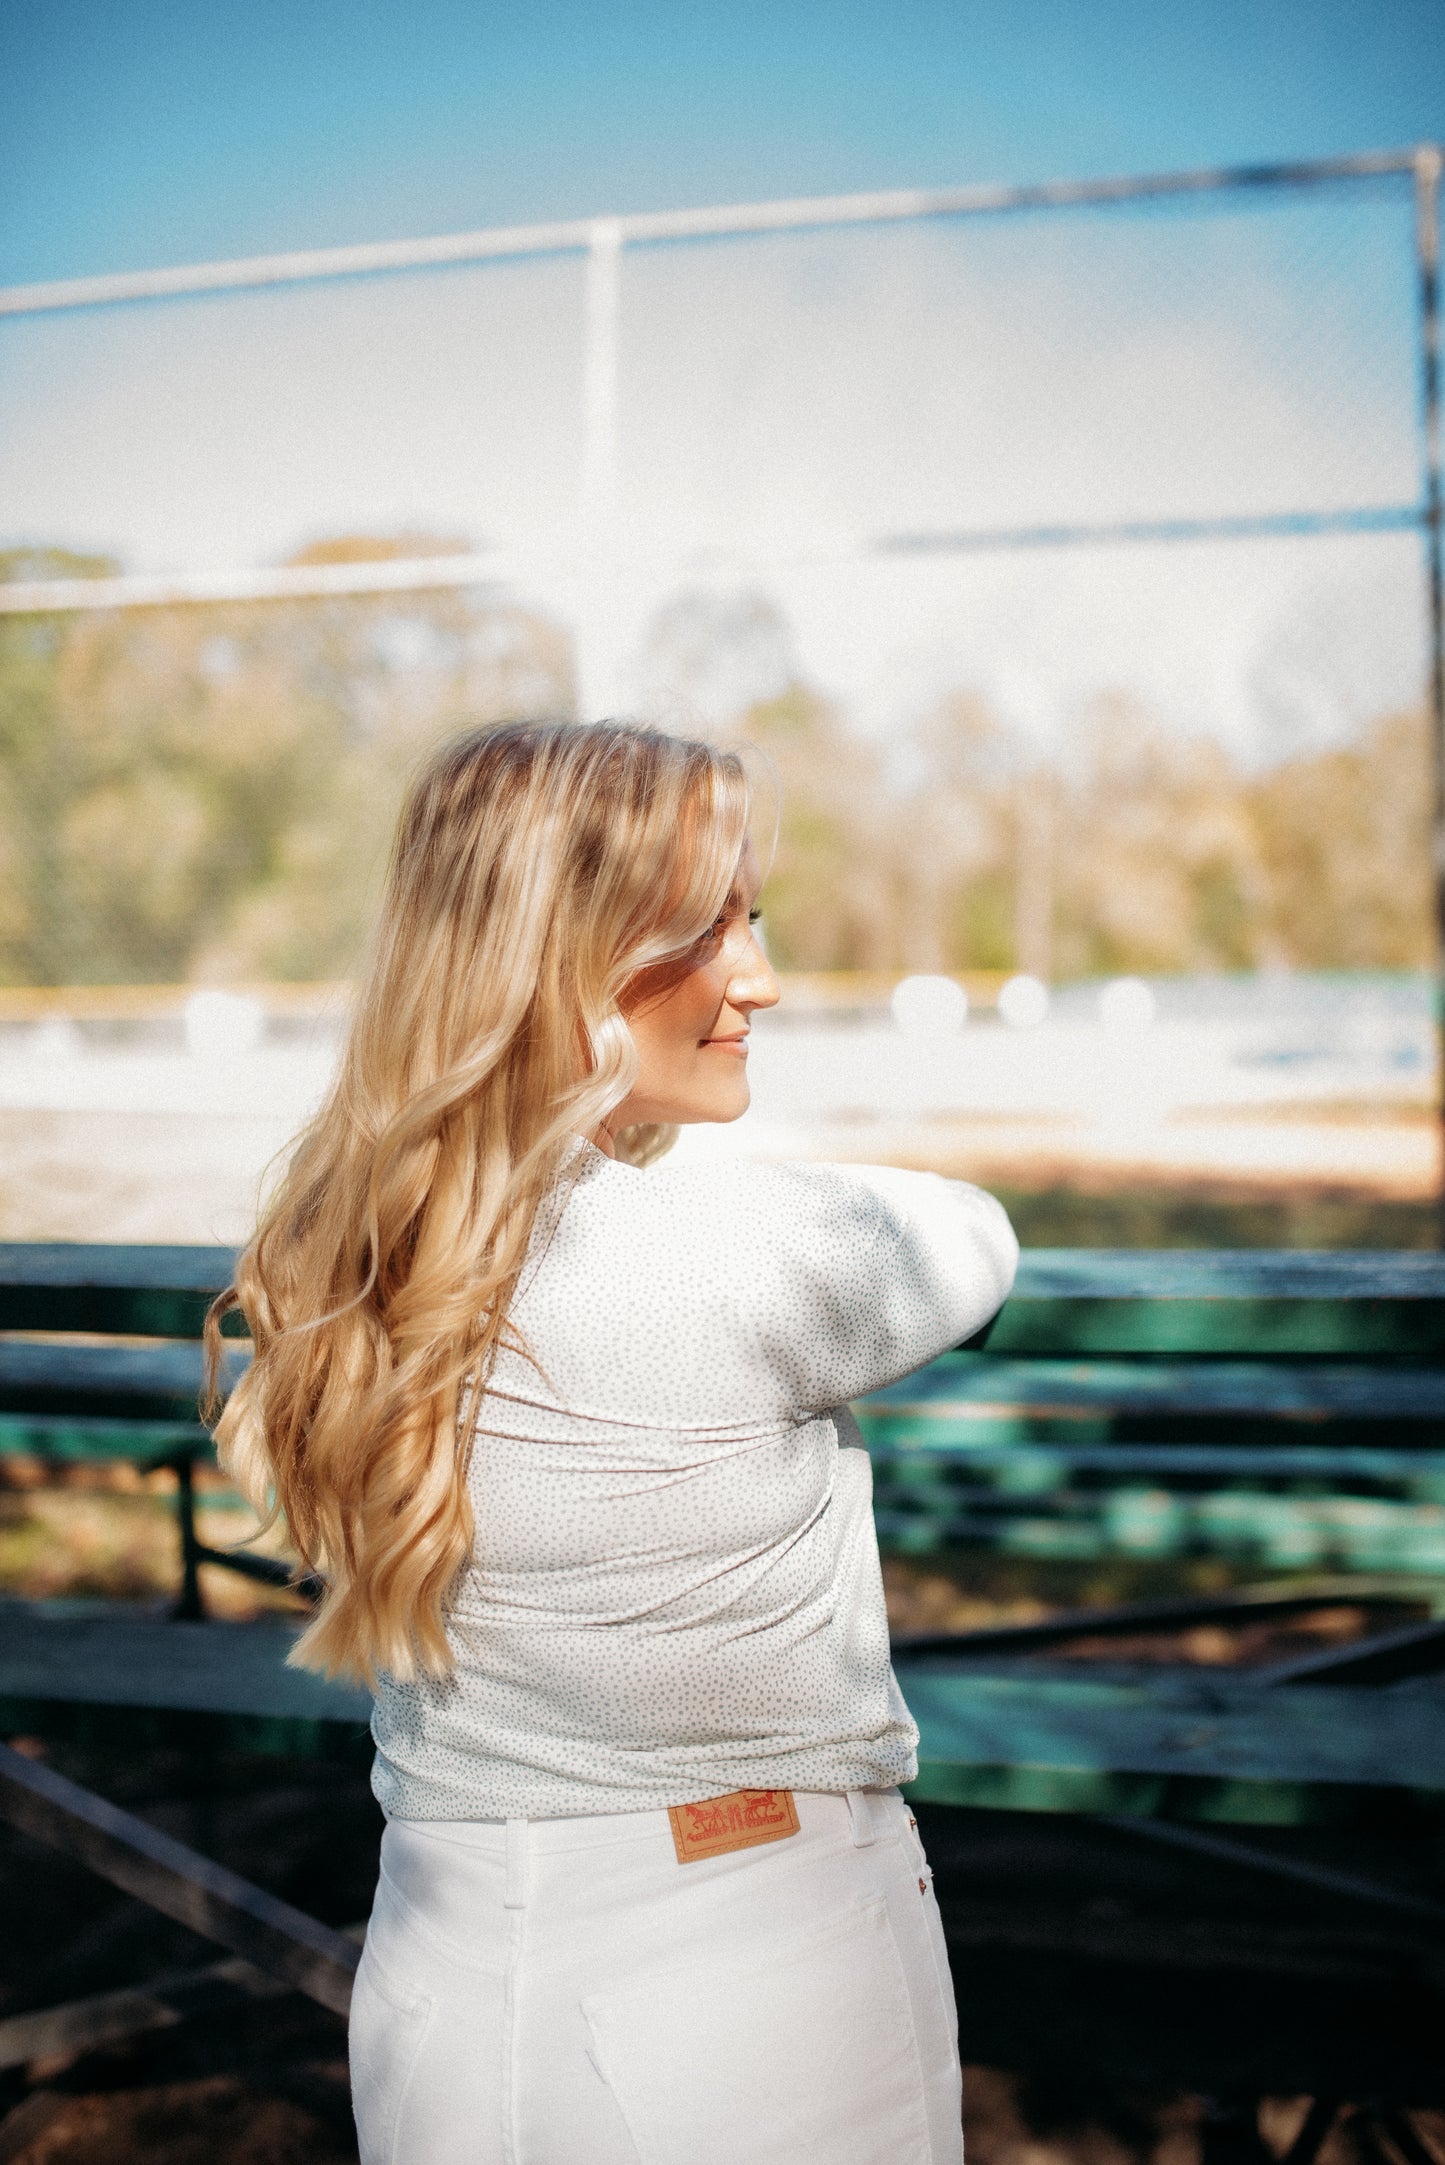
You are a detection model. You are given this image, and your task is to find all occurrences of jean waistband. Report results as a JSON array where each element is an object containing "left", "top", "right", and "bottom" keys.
[{"left": 385, "top": 1786, "right": 899, "bottom": 1859}]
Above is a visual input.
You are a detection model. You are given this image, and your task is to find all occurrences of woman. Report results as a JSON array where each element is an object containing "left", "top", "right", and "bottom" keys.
[{"left": 209, "top": 719, "right": 1017, "bottom": 2165}]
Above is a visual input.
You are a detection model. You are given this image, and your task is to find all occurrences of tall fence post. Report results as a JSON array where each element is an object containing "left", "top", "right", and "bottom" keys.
[
  {"left": 1415, "top": 147, "right": 1445, "bottom": 1241},
  {"left": 581, "top": 217, "right": 622, "bottom": 532},
  {"left": 576, "top": 217, "right": 625, "bottom": 721}
]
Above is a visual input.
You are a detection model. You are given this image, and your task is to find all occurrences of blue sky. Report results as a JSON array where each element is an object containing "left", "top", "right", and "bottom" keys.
[{"left": 1, "top": 0, "right": 1442, "bottom": 283}]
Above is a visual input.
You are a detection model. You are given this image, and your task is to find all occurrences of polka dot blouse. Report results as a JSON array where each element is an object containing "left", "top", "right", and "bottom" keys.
[{"left": 370, "top": 1146, "right": 1018, "bottom": 1821}]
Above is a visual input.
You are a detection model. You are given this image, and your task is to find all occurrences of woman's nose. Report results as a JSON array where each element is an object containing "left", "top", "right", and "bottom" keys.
[{"left": 731, "top": 929, "right": 781, "bottom": 1013}]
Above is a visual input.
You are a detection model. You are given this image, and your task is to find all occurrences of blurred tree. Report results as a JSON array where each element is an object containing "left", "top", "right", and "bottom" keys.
[
  {"left": 0, "top": 550, "right": 121, "bottom": 983},
  {"left": 635, "top": 588, "right": 795, "bottom": 730},
  {"left": 728, "top": 681, "right": 929, "bottom": 971},
  {"left": 902, "top": 693, "right": 1015, "bottom": 973},
  {"left": 0, "top": 541, "right": 574, "bottom": 985},
  {"left": 1051, "top": 694, "right": 1265, "bottom": 980},
  {"left": 1249, "top": 706, "right": 1431, "bottom": 970},
  {"left": 0, "top": 545, "right": 1431, "bottom": 986}
]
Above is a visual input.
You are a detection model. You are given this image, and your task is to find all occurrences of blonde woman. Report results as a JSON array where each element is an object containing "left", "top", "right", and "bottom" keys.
[{"left": 208, "top": 720, "right": 1017, "bottom": 2165}]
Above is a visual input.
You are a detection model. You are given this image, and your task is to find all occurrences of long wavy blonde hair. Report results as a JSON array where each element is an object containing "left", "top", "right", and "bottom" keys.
[{"left": 205, "top": 720, "right": 751, "bottom": 1685}]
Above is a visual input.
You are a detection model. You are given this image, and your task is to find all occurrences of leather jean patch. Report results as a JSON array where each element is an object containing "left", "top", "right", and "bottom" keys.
[{"left": 668, "top": 1789, "right": 801, "bottom": 1863}]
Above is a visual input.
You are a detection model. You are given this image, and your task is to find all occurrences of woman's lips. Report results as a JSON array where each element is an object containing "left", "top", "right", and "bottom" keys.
[{"left": 703, "top": 1035, "right": 749, "bottom": 1055}]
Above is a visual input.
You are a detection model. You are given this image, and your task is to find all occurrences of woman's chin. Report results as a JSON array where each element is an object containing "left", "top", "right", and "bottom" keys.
[{"left": 714, "top": 1081, "right": 752, "bottom": 1124}]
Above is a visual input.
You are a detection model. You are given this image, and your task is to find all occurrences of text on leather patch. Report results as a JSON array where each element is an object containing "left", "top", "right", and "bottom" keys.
[{"left": 668, "top": 1789, "right": 800, "bottom": 1863}]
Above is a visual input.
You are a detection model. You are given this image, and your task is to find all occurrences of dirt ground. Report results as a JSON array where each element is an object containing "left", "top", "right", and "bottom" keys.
[
  {"left": 4, "top": 2002, "right": 1442, "bottom": 2164},
  {"left": 7, "top": 2059, "right": 1421, "bottom": 2165}
]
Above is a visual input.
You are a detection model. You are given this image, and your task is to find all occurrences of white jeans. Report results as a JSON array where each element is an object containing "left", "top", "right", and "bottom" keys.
[{"left": 351, "top": 1787, "right": 964, "bottom": 2165}]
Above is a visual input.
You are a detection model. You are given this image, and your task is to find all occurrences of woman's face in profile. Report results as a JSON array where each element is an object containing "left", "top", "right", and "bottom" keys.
[{"left": 609, "top": 849, "right": 779, "bottom": 1139}]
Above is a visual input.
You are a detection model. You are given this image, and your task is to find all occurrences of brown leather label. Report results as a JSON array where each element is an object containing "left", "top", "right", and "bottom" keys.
[{"left": 668, "top": 1789, "right": 800, "bottom": 1863}]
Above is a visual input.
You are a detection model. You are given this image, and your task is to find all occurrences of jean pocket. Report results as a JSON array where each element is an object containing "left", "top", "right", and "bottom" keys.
[
  {"left": 583, "top": 1893, "right": 932, "bottom": 2165},
  {"left": 349, "top": 1938, "right": 433, "bottom": 2165}
]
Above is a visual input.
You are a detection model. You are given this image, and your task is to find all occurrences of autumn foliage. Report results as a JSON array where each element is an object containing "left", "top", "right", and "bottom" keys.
[{"left": 0, "top": 548, "right": 1431, "bottom": 987}]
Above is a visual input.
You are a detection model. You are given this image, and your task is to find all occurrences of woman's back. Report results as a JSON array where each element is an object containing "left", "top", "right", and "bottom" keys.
[
  {"left": 371, "top": 1146, "right": 1017, "bottom": 1820},
  {"left": 215, "top": 721, "right": 1019, "bottom": 2162}
]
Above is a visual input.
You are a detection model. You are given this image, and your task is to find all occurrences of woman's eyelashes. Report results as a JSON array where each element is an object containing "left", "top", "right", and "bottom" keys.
[{"left": 701, "top": 903, "right": 762, "bottom": 943}]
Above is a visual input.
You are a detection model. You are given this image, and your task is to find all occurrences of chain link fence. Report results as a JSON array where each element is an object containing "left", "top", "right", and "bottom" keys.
[
  {"left": 0, "top": 151, "right": 1441, "bottom": 1242},
  {"left": 0, "top": 149, "right": 1438, "bottom": 993}
]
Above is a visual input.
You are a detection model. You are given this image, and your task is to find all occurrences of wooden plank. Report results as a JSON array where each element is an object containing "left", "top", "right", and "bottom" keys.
[
  {"left": 16, "top": 1247, "right": 1438, "bottom": 1307},
  {"left": 1011, "top": 1252, "right": 1445, "bottom": 1299},
  {"left": 5, "top": 1243, "right": 1445, "bottom": 1349},
  {"left": 12, "top": 1604, "right": 1432, "bottom": 1808},
  {"left": 863, "top": 1404, "right": 1445, "bottom": 1450},
  {"left": 0, "top": 1244, "right": 232, "bottom": 1291},
  {"left": 0, "top": 1243, "right": 235, "bottom": 1338},
  {"left": 0, "top": 1740, "right": 359, "bottom": 2014},
  {"left": 9, "top": 1244, "right": 1443, "bottom": 1309},
  {"left": 864, "top": 1356, "right": 1445, "bottom": 1421},
  {"left": 27, "top": 1336, "right": 1445, "bottom": 1441},
  {"left": 988, "top": 1253, "right": 1445, "bottom": 1358},
  {"left": 981, "top": 1297, "right": 1445, "bottom": 1358},
  {"left": 0, "top": 1609, "right": 370, "bottom": 1725},
  {"left": 877, "top": 1516, "right": 1445, "bottom": 1575},
  {"left": 869, "top": 1439, "right": 1445, "bottom": 1479},
  {"left": 874, "top": 1487, "right": 1445, "bottom": 1573},
  {"left": 0, "top": 1415, "right": 215, "bottom": 1466},
  {"left": 898, "top": 1663, "right": 1445, "bottom": 1794},
  {"left": 0, "top": 1340, "right": 240, "bottom": 1422}
]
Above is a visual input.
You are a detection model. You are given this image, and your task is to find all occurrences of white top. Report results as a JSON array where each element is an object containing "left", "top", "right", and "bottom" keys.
[{"left": 371, "top": 1145, "right": 1018, "bottom": 1820}]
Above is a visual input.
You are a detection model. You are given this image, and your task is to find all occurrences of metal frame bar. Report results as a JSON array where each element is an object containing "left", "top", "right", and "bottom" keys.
[
  {"left": 1281, "top": 2101, "right": 1340, "bottom": 2165},
  {"left": 0, "top": 506, "right": 1426, "bottom": 618},
  {"left": 0, "top": 1741, "right": 358, "bottom": 2014},
  {"left": 1260, "top": 1613, "right": 1445, "bottom": 1685},
  {"left": 1416, "top": 148, "right": 1445, "bottom": 1241},
  {"left": 0, "top": 143, "right": 1436, "bottom": 622},
  {"left": 0, "top": 1949, "right": 290, "bottom": 2073},
  {"left": 169, "top": 1452, "right": 204, "bottom": 1621},
  {"left": 0, "top": 146, "right": 1423, "bottom": 321},
  {"left": 1100, "top": 1813, "right": 1445, "bottom": 1931},
  {"left": 165, "top": 1448, "right": 318, "bottom": 1621},
  {"left": 1377, "top": 2109, "right": 1445, "bottom": 2165},
  {"left": 0, "top": 550, "right": 508, "bottom": 615}
]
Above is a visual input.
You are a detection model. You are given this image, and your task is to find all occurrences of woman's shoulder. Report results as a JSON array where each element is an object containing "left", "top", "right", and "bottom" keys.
[
  {"left": 585, "top": 1147, "right": 897, "bottom": 1219},
  {"left": 580, "top": 1147, "right": 1015, "bottom": 1267},
  {"left": 530, "top": 1148, "right": 1017, "bottom": 1407}
]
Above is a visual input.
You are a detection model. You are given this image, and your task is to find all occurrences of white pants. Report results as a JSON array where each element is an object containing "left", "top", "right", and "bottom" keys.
[{"left": 351, "top": 1787, "right": 963, "bottom": 2165}]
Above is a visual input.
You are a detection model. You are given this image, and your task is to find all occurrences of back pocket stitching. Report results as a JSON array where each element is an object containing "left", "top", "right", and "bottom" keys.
[
  {"left": 583, "top": 1894, "right": 932, "bottom": 2165},
  {"left": 351, "top": 1941, "right": 434, "bottom": 2165}
]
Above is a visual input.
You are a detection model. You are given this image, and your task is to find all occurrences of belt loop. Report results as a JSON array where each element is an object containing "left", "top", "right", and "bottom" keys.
[
  {"left": 846, "top": 1790, "right": 874, "bottom": 1847},
  {"left": 505, "top": 1818, "right": 528, "bottom": 1909}
]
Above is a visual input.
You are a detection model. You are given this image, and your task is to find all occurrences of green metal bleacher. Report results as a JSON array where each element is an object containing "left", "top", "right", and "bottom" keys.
[
  {"left": 3, "top": 1243, "right": 1445, "bottom": 1815},
  {"left": 4, "top": 1240, "right": 1445, "bottom": 2098}
]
